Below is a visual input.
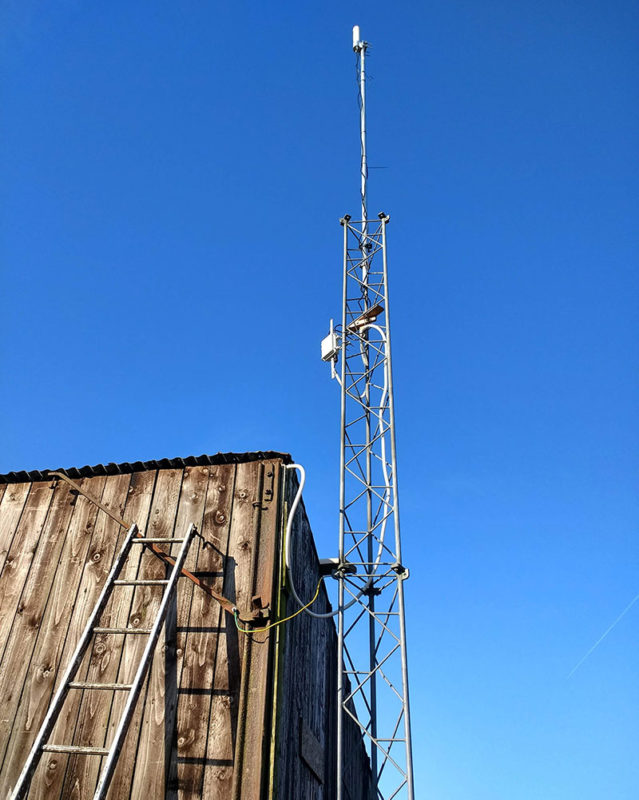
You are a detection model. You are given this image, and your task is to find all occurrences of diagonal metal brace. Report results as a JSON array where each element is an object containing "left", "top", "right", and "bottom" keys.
[{"left": 47, "top": 471, "right": 253, "bottom": 622}]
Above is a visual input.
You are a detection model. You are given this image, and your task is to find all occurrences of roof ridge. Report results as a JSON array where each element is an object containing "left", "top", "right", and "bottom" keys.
[{"left": 0, "top": 451, "right": 292, "bottom": 484}]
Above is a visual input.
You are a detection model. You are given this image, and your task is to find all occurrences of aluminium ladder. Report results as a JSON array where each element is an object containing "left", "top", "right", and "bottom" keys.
[{"left": 10, "top": 521, "right": 198, "bottom": 800}]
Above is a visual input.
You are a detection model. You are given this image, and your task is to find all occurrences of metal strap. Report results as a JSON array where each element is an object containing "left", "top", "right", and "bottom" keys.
[
  {"left": 42, "top": 745, "right": 109, "bottom": 756},
  {"left": 68, "top": 682, "right": 132, "bottom": 691},
  {"left": 48, "top": 471, "right": 242, "bottom": 620}
]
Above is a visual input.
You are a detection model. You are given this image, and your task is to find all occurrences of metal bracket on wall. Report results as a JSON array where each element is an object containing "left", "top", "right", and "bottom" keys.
[{"left": 263, "top": 466, "right": 275, "bottom": 503}]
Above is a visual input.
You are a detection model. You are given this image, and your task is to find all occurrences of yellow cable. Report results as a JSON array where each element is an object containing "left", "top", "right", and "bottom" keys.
[{"left": 234, "top": 579, "right": 323, "bottom": 634}]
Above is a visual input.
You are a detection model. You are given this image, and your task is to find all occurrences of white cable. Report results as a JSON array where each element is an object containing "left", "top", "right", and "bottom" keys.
[
  {"left": 356, "top": 323, "right": 391, "bottom": 568},
  {"left": 284, "top": 464, "right": 362, "bottom": 619}
]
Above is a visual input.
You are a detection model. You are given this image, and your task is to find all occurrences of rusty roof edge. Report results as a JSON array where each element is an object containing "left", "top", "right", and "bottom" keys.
[{"left": 0, "top": 451, "right": 293, "bottom": 484}]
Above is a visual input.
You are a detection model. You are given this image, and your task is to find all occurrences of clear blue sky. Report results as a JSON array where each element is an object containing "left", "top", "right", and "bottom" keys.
[{"left": 2, "top": 2, "right": 637, "bottom": 797}]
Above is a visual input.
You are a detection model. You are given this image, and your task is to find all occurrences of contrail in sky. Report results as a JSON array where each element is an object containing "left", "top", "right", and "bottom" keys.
[{"left": 567, "top": 592, "right": 639, "bottom": 679}]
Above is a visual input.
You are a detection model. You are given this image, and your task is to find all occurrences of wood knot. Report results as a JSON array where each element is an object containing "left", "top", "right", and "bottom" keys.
[
  {"left": 92, "top": 552, "right": 102, "bottom": 562},
  {"left": 215, "top": 511, "right": 226, "bottom": 525},
  {"left": 218, "top": 484, "right": 226, "bottom": 492},
  {"left": 237, "top": 489, "right": 248, "bottom": 500},
  {"left": 213, "top": 767, "right": 230, "bottom": 781}
]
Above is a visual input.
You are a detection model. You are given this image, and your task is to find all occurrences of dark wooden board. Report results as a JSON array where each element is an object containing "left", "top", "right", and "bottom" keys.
[
  {"left": 0, "top": 479, "right": 78, "bottom": 779},
  {"left": 0, "top": 482, "right": 31, "bottom": 575},
  {"left": 28, "top": 472, "right": 134, "bottom": 799},
  {"left": 59, "top": 470, "right": 157, "bottom": 798},
  {"left": 202, "top": 459, "right": 266, "bottom": 800},
  {"left": 129, "top": 465, "right": 210, "bottom": 800},
  {"left": 103, "top": 467, "right": 184, "bottom": 800},
  {"left": 231, "top": 459, "right": 281, "bottom": 800},
  {"left": 0, "top": 475, "right": 108, "bottom": 797},
  {"left": 167, "top": 463, "right": 237, "bottom": 799},
  {"left": 0, "top": 482, "right": 54, "bottom": 666}
]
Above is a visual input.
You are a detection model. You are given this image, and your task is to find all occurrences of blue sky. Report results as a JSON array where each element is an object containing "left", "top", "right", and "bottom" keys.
[{"left": 2, "top": 2, "right": 638, "bottom": 797}]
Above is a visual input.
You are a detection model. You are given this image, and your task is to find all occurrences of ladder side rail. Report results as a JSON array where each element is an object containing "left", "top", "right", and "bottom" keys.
[
  {"left": 9, "top": 523, "right": 140, "bottom": 800},
  {"left": 93, "top": 522, "right": 197, "bottom": 800}
]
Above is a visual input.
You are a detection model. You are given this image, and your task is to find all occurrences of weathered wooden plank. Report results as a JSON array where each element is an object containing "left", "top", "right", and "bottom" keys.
[
  {"left": 27, "top": 473, "right": 133, "bottom": 800},
  {"left": 231, "top": 460, "right": 282, "bottom": 800},
  {"left": 272, "top": 472, "right": 320, "bottom": 797},
  {"left": 103, "top": 468, "right": 184, "bottom": 800},
  {"left": 58, "top": 470, "right": 157, "bottom": 799},
  {"left": 201, "top": 459, "right": 263, "bottom": 800},
  {"left": 0, "top": 484, "right": 7, "bottom": 506},
  {"left": 168, "top": 463, "right": 237, "bottom": 798},
  {"left": 0, "top": 479, "right": 81, "bottom": 777},
  {"left": 0, "top": 482, "right": 31, "bottom": 575},
  {"left": 0, "top": 482, "right": 54, "bottom": 666},
  {"left": 129, "top": 466, "right": 210, "bottom": 800},
  {"left": 0, "top": 475, "right": 108, "bottom": 797}
]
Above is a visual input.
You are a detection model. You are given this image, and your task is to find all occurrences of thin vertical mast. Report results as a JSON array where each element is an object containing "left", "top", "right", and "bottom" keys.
[
  {"left": 354, "top": 25, "right": 369, "bottom": 277},
  {"left": 330, "top": 24, "right": 414, "bottom": 800}
]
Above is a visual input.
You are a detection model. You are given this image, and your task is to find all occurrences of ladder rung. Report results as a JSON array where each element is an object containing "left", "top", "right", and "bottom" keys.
[
  {"left": 132, "top": 538, "right": 184, "bottom": 544},
  {"left": 42, "top": 744, "right": 109, "bottom": 756},
  {"left": 68, "top": 682, "right": 133, "bottom": 691},
  {"left": 93, "top": 627, "right": 152, "bottom": 635},
  {"left": 113, "top": 579, "right": 170, "bottom": 586}
]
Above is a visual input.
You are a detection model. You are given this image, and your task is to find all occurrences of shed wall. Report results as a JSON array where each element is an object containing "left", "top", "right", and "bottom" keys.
[{"left": 0, "top": 456, "right": 370, "bottom": 799}]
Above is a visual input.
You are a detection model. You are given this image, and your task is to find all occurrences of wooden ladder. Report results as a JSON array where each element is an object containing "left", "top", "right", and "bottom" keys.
[{"left": 9, "top": 521, "right": 198, "bottom": 800}]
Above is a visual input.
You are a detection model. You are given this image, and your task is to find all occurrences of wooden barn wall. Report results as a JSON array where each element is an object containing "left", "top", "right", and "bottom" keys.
[
  {"left": 270, "top": 471, "right": 372, "bottom": 800},
  {"left": 0, "top": 460, "right": 282, "bottom": 800}
]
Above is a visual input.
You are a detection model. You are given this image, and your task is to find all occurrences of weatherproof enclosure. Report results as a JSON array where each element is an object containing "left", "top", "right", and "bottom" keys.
[{"left": 0, "top": 453, "right": 370, "bottom": 799}]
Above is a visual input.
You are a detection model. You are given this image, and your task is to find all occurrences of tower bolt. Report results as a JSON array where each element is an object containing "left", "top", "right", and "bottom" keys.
[{"left": 391, "top": 561, "right": 409, "bottom": 580}]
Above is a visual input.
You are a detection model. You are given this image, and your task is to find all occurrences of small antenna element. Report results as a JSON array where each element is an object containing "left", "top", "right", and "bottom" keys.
[{"left": 352, "top": 25, "right": 361, "bottom": 50}]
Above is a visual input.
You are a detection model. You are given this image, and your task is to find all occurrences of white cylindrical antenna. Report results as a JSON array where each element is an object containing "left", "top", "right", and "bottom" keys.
[{"left": 353, "top": 26, "right": 368, "bottom": 280}]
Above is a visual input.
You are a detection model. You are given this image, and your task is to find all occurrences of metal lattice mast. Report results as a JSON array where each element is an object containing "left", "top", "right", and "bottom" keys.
[{"left": 324, "top": 25, "right": 414, "bottom": 800}]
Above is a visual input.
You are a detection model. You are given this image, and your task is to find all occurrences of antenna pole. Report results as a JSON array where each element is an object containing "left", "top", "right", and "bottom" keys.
[
  {"left": 356, "top": 29, "right": 368, "bottom": 273},
  {"left": 331, "top": 25, "right": 414, "bottom": 800}
]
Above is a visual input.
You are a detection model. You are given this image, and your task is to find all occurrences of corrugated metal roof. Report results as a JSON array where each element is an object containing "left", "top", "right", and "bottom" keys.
[{"left": 0, "top": 451, "right": 292, "bottom": 484}]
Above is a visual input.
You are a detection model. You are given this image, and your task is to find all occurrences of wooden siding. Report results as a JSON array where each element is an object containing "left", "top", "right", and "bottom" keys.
[
  {"left": 270, "top": 472, "right": 372, "bottom": 800},
  {"left": 0, "top": 457, "right": 370, "bottom": 799}
]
